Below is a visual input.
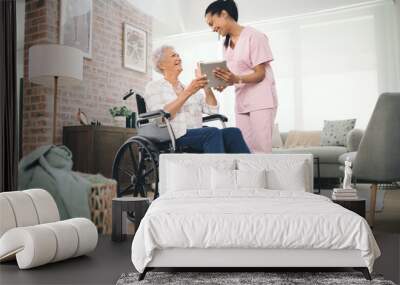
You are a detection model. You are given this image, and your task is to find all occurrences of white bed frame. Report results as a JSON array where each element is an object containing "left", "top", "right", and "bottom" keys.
[
  {"left": 148, "top": 248, "right": 365, "bottom": 268},
  {"left": 143, "top": 244, "right": 370, "bottom": 280},
  {"left": 139, "top": 154, "right": 371, "bottom": 280}
]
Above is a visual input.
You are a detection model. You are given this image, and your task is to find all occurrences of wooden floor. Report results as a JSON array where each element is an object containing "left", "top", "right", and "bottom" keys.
[
  {"left": 374, "top": 232, "right": 400, "bottom": 284},
  {"left": 0, "top": 236, "right": 134, "bottom": 285},
  {"left": 375, "top": 190, "right": 400, "bottom": 234},
  {"left": 1, "top": 233, "right": 399, "bottom": 285}
]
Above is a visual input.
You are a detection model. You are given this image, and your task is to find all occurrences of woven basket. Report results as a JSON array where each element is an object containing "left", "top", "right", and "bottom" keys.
[
  {"left": 88, "top": 180, "right": 117, "bottom": 234},
  {"left": 76, "top": 172, "right": 117, "bottom": 234}
]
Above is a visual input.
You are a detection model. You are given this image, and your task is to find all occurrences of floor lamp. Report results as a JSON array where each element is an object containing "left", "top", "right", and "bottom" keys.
[{"left": 29, "top": 44, "right": 83, "bottom": 144}]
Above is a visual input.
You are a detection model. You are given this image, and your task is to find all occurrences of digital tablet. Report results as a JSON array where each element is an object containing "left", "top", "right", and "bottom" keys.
[{"left": 198, "top": 60, "right": 229, "bottom": 89}]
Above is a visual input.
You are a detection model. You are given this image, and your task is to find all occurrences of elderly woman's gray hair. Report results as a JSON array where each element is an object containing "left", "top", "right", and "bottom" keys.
[{"left": 152, "top": 45, "right": 174, "bottom": 74}]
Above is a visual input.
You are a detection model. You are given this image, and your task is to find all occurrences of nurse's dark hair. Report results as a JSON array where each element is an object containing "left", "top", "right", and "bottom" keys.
[{"left": 205, "top": 0, "right": 238, "bottom": 48}]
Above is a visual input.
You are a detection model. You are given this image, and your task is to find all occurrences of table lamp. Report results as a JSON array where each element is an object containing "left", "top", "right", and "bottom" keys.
[{"left": 29, "top": 44, "right": 83, "bottom": 144}]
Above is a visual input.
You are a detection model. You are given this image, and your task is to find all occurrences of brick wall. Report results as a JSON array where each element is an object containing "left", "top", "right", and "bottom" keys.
[{"left": 23, "top": 0, "right": 152, "bottom": 155}]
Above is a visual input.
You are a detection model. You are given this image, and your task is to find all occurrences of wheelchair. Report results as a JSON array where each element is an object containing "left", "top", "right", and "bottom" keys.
[{"left": 111, "top": 91, "right": 228, "bottom": 201}]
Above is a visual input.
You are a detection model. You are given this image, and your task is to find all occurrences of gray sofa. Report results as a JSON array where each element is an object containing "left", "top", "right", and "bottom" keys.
[{"left": 272, "top": 129, "right": 364, "bottom": 180}]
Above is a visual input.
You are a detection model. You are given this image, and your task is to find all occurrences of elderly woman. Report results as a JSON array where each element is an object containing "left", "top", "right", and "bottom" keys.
[{"left": 145, "top": 45, "right": 250, "bottom": 153}]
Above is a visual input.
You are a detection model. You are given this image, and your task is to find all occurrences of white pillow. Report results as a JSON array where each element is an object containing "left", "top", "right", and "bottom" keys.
[
  {"left": 266, "top": 164, "right": 307, "bottom": 191},
  {"left": 238, "top": 158, "right": 309, "bottom": 192},
  {"left": 211, "top": 168, "right": 236, "bottom": 190},
  {"left": 237, "top": 169, "right": 267, "bottom": 189},
  {"left": 167, "top": 160, "right": 235, "bottom": 192},
  {"left": 211, "top": 168, "right": 268, "bottom": 190}
]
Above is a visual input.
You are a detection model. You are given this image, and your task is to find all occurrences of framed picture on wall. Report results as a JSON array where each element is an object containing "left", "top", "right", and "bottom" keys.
[
  {"left": 60, "top": 0, "right": 93, "bottom": 59},
  {"left": 123, "top": 23, "right": 147, "bottom": 73}
]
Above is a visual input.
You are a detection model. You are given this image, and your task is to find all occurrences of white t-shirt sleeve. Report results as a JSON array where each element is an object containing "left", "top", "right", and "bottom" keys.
[
  {"left": 144, "top": 81, "right": 176, "bottom": 111},
  {"left": 199, "top": 91, "right": 219, "bottom": 115}
]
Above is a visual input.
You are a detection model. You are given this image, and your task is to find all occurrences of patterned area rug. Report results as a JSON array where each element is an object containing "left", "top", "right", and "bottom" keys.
[{"left": 116, "top": 272, "right": 396, "bottom": 285}]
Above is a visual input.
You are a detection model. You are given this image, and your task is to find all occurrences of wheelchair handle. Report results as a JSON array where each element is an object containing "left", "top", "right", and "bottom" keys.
[
  {"left": 202, "top": 114, "right": 228, "bottom": 123},
  {"left": 136, "top": 110, "right": 172, "bottom": 129},
  {"left": 138, "top": 110, "right": 171, "bottom": 120},
  {"left": 123, "top": 89, "right": 136, "bottom": 100}
]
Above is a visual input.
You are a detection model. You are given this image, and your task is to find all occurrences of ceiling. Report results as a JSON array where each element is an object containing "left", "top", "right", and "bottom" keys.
[
  {"left": 127, "top": 0, "right": 382, "bottom": 39},
  {"left": 16, "top": 0, "right": 389, "bottom": 51}
]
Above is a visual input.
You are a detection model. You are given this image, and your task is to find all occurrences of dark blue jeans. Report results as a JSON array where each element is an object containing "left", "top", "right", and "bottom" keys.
[{"left": 176, "top": 127, "right": 250, "bottom": 153}]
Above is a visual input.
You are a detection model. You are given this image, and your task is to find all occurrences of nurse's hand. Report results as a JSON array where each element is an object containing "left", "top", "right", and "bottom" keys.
[
  {"left": 213, "top": 67, "right": 239, "bottom": 85},
  {"left": 214, "top": 85, "right": 227, "bottom": 92}
]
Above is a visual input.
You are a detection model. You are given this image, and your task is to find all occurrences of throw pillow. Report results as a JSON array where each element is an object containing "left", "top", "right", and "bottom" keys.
[
  {"left": 272, "top": 124, "right": 283, "bottom": 148},
  {"left": 320, "top": 119, "right": 356, "bottom": 146}
]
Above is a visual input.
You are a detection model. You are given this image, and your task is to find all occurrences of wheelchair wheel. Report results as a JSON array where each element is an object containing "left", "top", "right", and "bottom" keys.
[{"left": 112, "top": 137, "right": 159, "bottom": 199}]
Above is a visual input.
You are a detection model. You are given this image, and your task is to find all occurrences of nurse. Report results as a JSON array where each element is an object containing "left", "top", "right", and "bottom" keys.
[{"left": 205, "top": 0, "right": 278, "bottom": 153}]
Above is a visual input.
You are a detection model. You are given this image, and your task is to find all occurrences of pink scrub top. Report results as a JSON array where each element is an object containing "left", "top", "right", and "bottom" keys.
[{"left": 224, "top": 26, "right": 278, "bottom": 114}]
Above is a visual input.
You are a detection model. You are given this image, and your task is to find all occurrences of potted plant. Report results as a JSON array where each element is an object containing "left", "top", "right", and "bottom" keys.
[{"left": 109, "top": 106, "right": 132, "bottom": 127}]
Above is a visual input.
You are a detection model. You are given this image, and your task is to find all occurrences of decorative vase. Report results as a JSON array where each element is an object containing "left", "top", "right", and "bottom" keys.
[{"left": 113, "top": 116, "right": 126, "bottom": 127}]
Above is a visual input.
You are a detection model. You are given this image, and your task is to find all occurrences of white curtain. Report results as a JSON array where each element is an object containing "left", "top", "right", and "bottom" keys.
[{"left": 153, "top": 0, "right": 400, "bottom": 131}]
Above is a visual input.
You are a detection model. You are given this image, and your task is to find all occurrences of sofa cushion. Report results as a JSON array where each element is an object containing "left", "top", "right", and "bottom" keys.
[
  {"left": 346, "top": 129, "right": 364, "bottom": 152},
  {"left": 338, "top": 151, "right": 358, "bottom": 165},
  {"left": 284, "top": 130, "right": 321, "bottom": 148},
  {"left": 321, "top": 119, "right": 356, "bottom": 146},
  {"left": 272, "top": 146, "right": 347, "bottom": 164}
]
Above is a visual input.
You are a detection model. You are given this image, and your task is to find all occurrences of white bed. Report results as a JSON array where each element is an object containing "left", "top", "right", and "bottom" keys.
[{"left": 131, "top": 154, "right": 380, "bottom": 280}]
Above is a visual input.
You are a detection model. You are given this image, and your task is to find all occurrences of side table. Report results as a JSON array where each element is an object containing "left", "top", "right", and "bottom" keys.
[
  {"left": 313, "top": 156, "right": 321, "bottom": 194},
  {"left": 112, "top": 197, "right": 150, "bottom": 242},
  {"left": 332, "top": 198, "right": 366, "bottom": 218}
]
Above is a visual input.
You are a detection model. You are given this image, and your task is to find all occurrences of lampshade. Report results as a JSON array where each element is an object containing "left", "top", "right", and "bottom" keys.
[{"left": 29, "top": 44, "right": 83, "bottom": 88}]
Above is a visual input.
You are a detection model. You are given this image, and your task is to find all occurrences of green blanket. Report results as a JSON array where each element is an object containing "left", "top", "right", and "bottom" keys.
[{"left": 18, "top": 145, "right": 91, "bottom": 220}]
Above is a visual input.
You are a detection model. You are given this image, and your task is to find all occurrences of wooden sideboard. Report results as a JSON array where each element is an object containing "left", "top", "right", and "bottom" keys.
[{"left": 63, "top": 126, "right": 137, "bottom": 178}]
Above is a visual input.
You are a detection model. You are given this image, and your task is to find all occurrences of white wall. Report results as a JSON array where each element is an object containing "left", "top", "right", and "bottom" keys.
[
  {"left": 395, "top": 0, "right": 400, "bottom": 91},
  {"left": 397, "top": 0, "right": 400, "bottom": 48},
  {"left": 153, "top": 0, "right": 400, "bottom": 131}
]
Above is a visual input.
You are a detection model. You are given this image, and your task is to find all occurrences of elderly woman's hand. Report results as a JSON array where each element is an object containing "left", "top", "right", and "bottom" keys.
[
  {"left": 213, "top": 67, "right": 239, "bottom": 86},
  {"left": 185, "top": 75, "right": 209, "bottom": 96}
]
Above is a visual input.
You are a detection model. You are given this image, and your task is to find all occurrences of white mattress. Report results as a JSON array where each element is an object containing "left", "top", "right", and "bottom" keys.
[{"left": 131, "top": 190, "right": 380, "bottom": 273}]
